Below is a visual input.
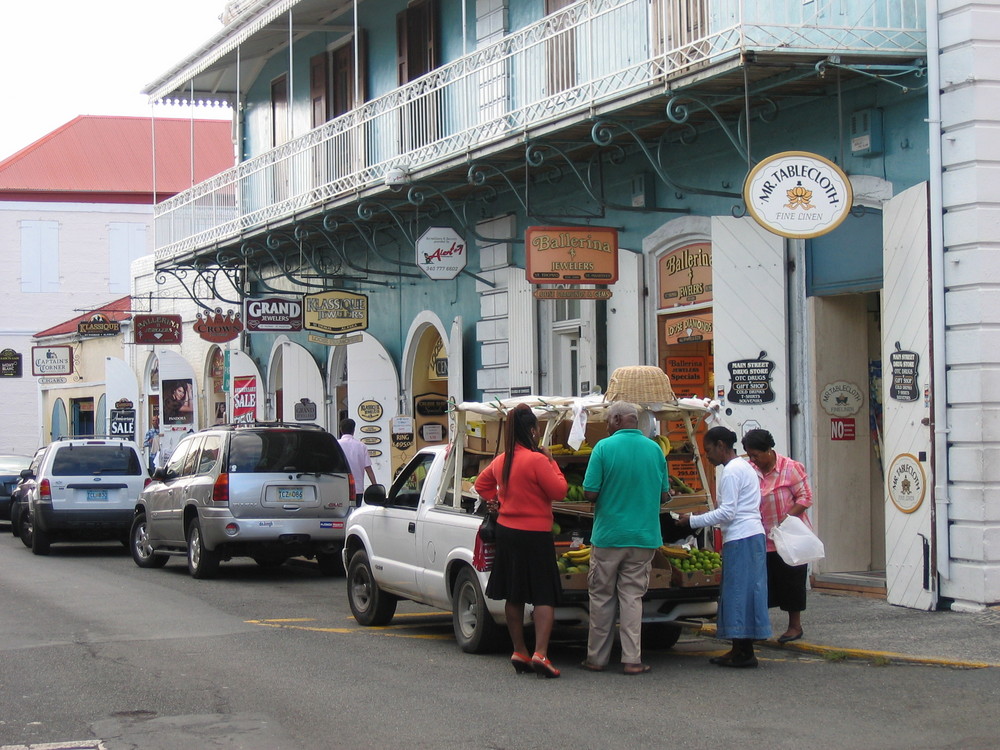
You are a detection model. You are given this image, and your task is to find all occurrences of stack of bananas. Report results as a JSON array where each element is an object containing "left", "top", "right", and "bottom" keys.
[
  {"left": 556, "top": 545, "right": 591, "bottom": 574},
  {"left": 658, "top": 544, "right": 691, "bottom": 559},
  {"left": 548, "top": 441, "right": 592, "bottom": 456},
  {"left": 652, "top": 434, "right": 672, "bottom": 457}
]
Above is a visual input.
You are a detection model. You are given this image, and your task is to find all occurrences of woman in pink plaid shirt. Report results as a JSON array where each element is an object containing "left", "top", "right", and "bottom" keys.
[{"left": 742, "top": 428, "right": 814, "bottom": 644}]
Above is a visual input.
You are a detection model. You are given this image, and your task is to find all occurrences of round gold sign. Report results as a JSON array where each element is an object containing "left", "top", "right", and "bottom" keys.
[
  {"left": 887, "top": 453, "right": 926, "bottom": 514},
  {"left": 357, "top": 400, "right": 383, "bottom": 423}
]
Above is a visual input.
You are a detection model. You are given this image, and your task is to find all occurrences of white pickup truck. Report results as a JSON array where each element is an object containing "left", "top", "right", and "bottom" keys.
[{"left": 342, "top": 395, "right": 720, "bottom": 653}]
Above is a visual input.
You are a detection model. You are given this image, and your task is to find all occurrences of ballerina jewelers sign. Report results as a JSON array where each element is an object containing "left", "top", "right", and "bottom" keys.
[{"left": 743, "top": 151, "right": 853, "bottom": 239}]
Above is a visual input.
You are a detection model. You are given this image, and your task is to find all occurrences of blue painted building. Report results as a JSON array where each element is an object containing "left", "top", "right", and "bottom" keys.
[{"left": 140, "top": 0, "right": 1000, "bottom": 612}]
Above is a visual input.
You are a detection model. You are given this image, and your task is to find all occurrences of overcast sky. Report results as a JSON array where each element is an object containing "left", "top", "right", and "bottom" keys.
[{"left": 1, "top": 1, "right": 231, "bottom": 161}]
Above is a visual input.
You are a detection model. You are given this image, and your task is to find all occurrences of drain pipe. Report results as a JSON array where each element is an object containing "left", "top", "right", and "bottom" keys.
[{"left": 926, "top": 0, "right": 950, "bottom": 586}]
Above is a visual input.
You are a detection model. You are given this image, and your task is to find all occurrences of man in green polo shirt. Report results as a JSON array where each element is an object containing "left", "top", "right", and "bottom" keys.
[{"left": 581, "top": 400, "right": 669, "bottom": 675}]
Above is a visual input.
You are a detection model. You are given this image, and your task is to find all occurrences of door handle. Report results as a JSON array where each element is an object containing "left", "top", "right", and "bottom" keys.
[{"left": 408, "top": 522, "right": 416, "bottom": 534}]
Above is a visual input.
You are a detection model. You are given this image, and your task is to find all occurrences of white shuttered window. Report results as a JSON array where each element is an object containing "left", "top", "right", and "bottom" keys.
[
  {"left": 109, "top": 222, "right": 148, "bottom": 293},
  {"left": 20, "top": 220, "right": 60, "bottom": 293}
]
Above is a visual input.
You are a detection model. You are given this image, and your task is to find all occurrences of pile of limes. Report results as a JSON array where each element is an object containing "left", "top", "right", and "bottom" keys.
[{"left": 672, "top": 548, "right": 721, "bottom": 574}]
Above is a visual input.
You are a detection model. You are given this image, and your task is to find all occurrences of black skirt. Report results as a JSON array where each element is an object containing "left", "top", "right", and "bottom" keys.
[
  {"left": 767, "top": 550, "right": 808, "bottom": 612},
  {"left": 485, "top": 523, "right": 561, "bottom": 607}
]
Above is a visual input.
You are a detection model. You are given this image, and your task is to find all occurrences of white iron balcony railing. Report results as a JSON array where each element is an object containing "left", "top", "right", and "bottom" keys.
[{"left": 154, "top": 0, "right": 925, "bottom": 260}]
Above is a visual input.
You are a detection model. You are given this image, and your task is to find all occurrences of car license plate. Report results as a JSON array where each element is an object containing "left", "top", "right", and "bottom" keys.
[
  {"left": 278, "top": 487, "right": 304, "bottom": 501},
  {"left": 87, "top": 489, "right": 109, "bottom": 502}
]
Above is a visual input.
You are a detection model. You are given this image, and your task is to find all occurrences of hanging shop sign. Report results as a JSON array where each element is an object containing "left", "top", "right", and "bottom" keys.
[
  {"left": 0, "top": 348, "right": 22, "bottom": 378},
  {"left": 232, "top": 376, "right": 257, "bottom": 423},
  {"left": 743, "top": 151, "right": 853, "bottom": 239},
  {"left": 31, "top": 345, "right": 74, "bottom": 377},
  {"left": 416, "top": 226, "right": 467, "bottom": 280},
  {"left": 78, "top": 313, "right": 121, "bottom": 337},
  {"left": 658, "top": 242, "right": 712, "bottom": 309},
  {"left": 244, "top": 296, "right": 303, "bottom": 332},
  {"left": 888, "top": 343, "right": 920, "bottom": 402},
  {"left": 819, "top": 380, "right": 864, "bottom": 417},
  {"left": 726, "top": 352, "right": 776, "bottom": 405},
  {"left": 308, "top": 333, "right": 363, "bottom": 347},
  {"left": 525, "top": 226, "right": 619, "bottom": 284},
  {"left": 134, "top": 314, "right": 182, "bottom": 345},
  {"left": 532, "top": 288, "right": 613, "bottom": 300},
  {"left": 194, "top": 308, "right": 243, "bottom": 343},
  {"left": 427, "top": 339, "right": 448, "bottom": 380},
  {"left": 303, "top": 290, "right": 368, "bottom": 334},
  {"left": 887, "top": 453, "right": 926, "bottom": 514},
  {"left": 294, "top": 398, "right": 318, "bottom": 422}
]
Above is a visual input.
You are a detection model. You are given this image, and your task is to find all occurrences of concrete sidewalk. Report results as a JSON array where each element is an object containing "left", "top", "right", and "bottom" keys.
[{"left": 700, "top": 591, "right": 1000, "bottom": 668}]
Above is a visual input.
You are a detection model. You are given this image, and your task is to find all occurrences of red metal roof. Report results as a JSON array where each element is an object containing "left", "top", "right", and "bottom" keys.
[
  {"left": 0, "top": 115, "right": 233, "bottom": 203},
  {"left": 35, "top": 296, "right": 133, "bottom": 339}
]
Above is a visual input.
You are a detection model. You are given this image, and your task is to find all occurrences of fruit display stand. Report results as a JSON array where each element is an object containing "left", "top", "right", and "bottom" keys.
[{"left": 443, "top": 393, "right": 718, "bottom": 533}]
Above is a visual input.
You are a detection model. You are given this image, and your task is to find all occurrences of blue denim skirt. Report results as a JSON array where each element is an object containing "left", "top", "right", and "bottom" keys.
[{"left": 716, "top": 533, "right": 772, "bottom": 640}]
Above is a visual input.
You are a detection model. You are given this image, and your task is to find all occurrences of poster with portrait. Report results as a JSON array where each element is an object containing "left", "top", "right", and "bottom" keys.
[{"left": 162, "top": 378, "right": 195, "bottom": 425}]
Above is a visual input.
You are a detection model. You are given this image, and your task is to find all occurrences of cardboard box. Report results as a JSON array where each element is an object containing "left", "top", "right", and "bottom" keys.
[
  {"left": 559, "top": 571, "right": 589, "bottom": 590},
  {"left": 670, "top": 565, "right": 722, "bottom": 588},
  {"left": 465, "top": 420, "right": 502, "bottom": 454}
]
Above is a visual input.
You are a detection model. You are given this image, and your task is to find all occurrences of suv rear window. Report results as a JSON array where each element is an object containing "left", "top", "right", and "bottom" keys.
[
  {"left": 51, "top": 445, "right": 142, "bottom": 476},
  {"left": 228, "top": 430, "right": 349, "bottom": 474}
]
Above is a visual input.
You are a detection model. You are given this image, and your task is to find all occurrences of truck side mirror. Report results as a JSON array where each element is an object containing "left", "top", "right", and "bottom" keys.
[
  {"left": 363, "top": 483, "right": 387, "bottom": 506},
  {"left": 19, "top": 468, "right": 33, "bottom": 480},
  {"left": 152, "top": 467, "right": 168, "bottom": 481}
]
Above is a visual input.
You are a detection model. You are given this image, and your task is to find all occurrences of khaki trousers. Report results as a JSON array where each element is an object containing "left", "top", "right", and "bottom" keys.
[{"left": 586, "top": 546, "right": 655, "bottom": 666}]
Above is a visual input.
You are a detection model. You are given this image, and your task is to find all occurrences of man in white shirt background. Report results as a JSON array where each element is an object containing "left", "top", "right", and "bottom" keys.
[{"left": 338, "top": 418, "right": 377, "bottom": 506}]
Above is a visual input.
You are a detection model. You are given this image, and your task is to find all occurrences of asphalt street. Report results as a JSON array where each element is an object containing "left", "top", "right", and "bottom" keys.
[{"left": 1, "top": 536, "right": 998, "bottom": 750}]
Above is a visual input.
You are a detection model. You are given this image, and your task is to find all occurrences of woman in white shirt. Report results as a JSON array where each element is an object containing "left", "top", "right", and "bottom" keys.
[{"left": 682, "top": 426, "right": 771, "bottom": 668}]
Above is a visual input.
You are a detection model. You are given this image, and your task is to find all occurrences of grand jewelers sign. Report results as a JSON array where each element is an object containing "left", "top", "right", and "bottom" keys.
[{"left": 743, "top": 151, "right": 853, "bottom": 239}]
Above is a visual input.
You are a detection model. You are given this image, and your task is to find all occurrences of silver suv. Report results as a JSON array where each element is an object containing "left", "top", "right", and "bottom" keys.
[
  {"left": 20, "top": 437, "right": 148, "bottom": 555},
  {"left": 130, "top": 423, "right": 354, "bottom": 578}
]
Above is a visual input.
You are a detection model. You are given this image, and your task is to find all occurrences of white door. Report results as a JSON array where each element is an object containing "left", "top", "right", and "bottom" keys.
[
  {"left": 343, "top": 333, "right": 401, "bottom": 487},
  {"left": 711, "top": 216, "right": 790, "bottom": 451},
  {"left": 273, "top": 341, "right": 326, "bottom": 429},
  {"left": 881, "top": 182, "right": 935, "bottom": 610}
]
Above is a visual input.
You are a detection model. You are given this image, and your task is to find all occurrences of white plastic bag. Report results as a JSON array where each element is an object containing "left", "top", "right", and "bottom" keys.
[{"left": 769, "top": 515, "right": 825, "bottom": 566}]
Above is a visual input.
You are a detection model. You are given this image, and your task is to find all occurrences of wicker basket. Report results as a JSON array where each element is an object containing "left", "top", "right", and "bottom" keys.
[{"left": 604, "top": 366, "right": 676, "bottom": 404}]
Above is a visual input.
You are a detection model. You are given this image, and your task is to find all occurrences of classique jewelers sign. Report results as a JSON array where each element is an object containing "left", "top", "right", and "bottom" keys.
[{"left": 743, "top": 151, "right": 853, "bottom": 239}]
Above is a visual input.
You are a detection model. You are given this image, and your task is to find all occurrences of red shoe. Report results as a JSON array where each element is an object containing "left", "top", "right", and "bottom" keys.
[
  {"left": 531, "top": 652, "right": 561, "bottom": 679},
  {"left": 510, "top": 652, "right": 533, "bottom": 675}
]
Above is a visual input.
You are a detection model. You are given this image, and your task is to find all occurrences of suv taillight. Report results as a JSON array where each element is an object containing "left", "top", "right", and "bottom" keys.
[
  {"left": 143, "top": 477, "right": 152, "bottom": 489},
  {"left": 348, "top": 473, "right": 356, "bottom": 500},
  {"left": 40, "top": 478, "right": 51, "bottom": 502},
  {"left": 212, "top": 473, "right": 229, "bottom": 503}
]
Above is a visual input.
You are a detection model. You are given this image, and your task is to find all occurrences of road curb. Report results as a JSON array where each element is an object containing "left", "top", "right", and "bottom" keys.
[{"left": 695, "top": 623, "right": 998, "bottom": 669}]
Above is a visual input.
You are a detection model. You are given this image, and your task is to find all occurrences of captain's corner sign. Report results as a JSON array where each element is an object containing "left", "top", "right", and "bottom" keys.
[{"left": 743, "top": 151, "right": 853, "bottom": 239}]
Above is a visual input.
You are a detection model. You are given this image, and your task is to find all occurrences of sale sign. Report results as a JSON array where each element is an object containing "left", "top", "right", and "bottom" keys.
[{"left": 232, "top": 376, "right": 258, "bottom": 423}]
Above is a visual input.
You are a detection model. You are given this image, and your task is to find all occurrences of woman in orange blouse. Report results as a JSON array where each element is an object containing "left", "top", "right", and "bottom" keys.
[
  {"left": 742, "top": 428, "right": 814, "bottom": 644},
  {"left": 474, "top": 404, "right": 568, "bottom": 678}
]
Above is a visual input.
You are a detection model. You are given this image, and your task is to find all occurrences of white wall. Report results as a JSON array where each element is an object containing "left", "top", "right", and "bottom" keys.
[
  {"left": 937, "top": 0, "right": 1000, "bottom": 608},
  {"left": 0, "top": 201, "right": 154, "bottom": 454}
]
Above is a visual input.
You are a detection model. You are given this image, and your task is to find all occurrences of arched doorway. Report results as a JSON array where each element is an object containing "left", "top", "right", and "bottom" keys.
[{"left": 266, "top": 338, "right": 326, "bottom": 428}]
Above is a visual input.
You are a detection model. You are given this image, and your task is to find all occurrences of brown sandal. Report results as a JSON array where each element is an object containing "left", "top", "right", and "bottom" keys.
[{"left": 623, "top": 663, "right": 652, "bottom": 675}]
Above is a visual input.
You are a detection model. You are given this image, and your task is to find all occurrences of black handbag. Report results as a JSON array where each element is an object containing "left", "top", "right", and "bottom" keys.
[{"left": 478, "top": 511, "right": 498, "bottom": 543}]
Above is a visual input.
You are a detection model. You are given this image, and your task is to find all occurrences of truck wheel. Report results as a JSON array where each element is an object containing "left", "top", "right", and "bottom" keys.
[
  {"left": 187, "top": 517, "right": 221, "bottom": 579},
  {"left": 347, "top": 550, "right": 396, "bottom": 626},
  {"left": 642, "top": 623, "right": 683, "bottom": 650},
  {"left": 452, "top": 566, "right": 504, "bottom": 654},
  {"left": 30, "top": 515, "right": 51, "bottom": 556},
  {"left": 130, "top": 512, "right": 168, "bottom": 569}
]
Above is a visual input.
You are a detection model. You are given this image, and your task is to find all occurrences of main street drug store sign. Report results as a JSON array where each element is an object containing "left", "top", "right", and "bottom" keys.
[{"left": 743, "top": 151, "right": 853, "bottom": 239}]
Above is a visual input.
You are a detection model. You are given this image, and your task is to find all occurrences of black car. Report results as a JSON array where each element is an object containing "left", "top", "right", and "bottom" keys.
[
  {"left": 9, "top": 449, "right": 43, "bottom": 544},
  {"left": 1, "top": 454, "right": 32, "bottom": 521}
]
